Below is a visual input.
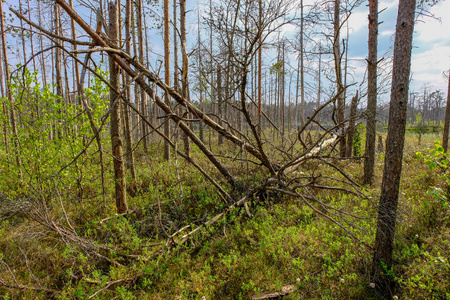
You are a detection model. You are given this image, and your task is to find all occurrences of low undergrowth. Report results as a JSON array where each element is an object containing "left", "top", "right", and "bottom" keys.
[{"left": 0, "top": 134, "right": 449, "bottom": 299}]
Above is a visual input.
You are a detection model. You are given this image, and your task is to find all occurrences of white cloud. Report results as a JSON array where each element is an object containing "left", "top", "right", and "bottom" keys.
[
  {"left": 348, "top": 11, "right": 368, "bottom": 33},
  {"left": 279, "top": 23, "right": 298, "bottom": 37},
  {"left": 346, "top": 0, "right": 450, "bottom": 93},
  {"left": 378, "top": 0, "right": 398, "bottom": 12},
  {"left": 415, "top": 0, "right": 450, "bottom": 43},
  {"left": 380, "top": 30, "right": 395, "bottom": 37},
  {"left": 348, "top": 0, "right": 398, "bottom": 34},
  {"left": 411, "top": 45, "right": 450, "bottom": 91}
]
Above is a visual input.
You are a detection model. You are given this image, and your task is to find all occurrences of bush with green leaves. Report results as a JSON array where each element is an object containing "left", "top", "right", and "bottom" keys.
[
  {"left": 353, "top": 123, "right": 365, "bottom": 157},
  {"left": 0, "top": 67, "right": 109, "bottom": 197},
  {"left": 416, "top": 140, "right": 450, "bottom": 205}
]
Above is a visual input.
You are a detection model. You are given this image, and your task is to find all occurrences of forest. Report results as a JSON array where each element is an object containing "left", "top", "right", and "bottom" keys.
[{"left": 0, "top": 0, "right": 449, "bottom": 299}]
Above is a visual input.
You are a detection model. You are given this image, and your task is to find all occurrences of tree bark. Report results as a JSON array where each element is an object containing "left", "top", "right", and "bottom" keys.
[
  {"left": 54, "top": 3, "right": 64, "bottom": 100},
  {"left": 124, "top": 0, "right": 137, "bottom": 181},
  {"left": 316, "top": 46, "right": 322, "bottom": 137},
  {"left": 18, "top": 0, "right": 27, "bottom": 65},
  {"left": 37, "top": 0, "right": 47, "bottom": 86},
  {"left": 372, "top": 0, "right": 416, "bottom": 293},
  {"left": 300, "top": 0, "right": 305, "bottom": 133},
  {"left": 257, "top": 0, "right": 262, "bottom": 138},
  {"left": 0, "top": 27, "right": 7, "bottom": 155},
  {"left": 54, "top": 3, "right": 64, "bottom": 138},
  {"left": 69, "top": 0, "right": 81, "bottom": 108},
  {"left": 346, "top": 92, "right": 358, "bottom": 157},
  {"left": 197, "top": 12, "right": 204, "bottom": 143},
  {"left": 137, "top": 0, "right": 148, "bottom": 151},
  {"left": 217, "top": 65, "right": 224, "bottom": 145},
  {"left": 333, "top": 0, "right": 346, "bottom": 157},
  {"left": 26, "top": 0, "right": 37, "bottom": 72},
  {"left": 281, "top": 42, "right": 285, "bottom": 138},
  {"left": 363, "top": 0, "right": 378, "bottom": 184},
  {"left": 131, "top": 5, "right": 140, "bottom": 141},
  {"left": 163, "top": 0, "right": 171, "bottom": 160},
  {"left": 173, "top": 0, "right": 179, "bottom": 93},
  {"left": 442, "top": 70, "right": 450, "bottom": 153},
  {"left": 180, "top": 0, "right": 191, "bottom": 155},
  {"left": 109, "top": 1, "right": 128, "bottom": 214}
]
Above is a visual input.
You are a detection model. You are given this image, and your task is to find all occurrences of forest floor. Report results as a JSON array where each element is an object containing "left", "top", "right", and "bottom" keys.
[{"left": 0, "top": 132, "right": 449, "bottom": 299}]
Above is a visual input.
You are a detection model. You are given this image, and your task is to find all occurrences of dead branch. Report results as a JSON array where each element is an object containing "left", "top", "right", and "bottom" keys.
[
  {"left": 252, "top": 284, "right": 295, "bottom": 299},
  {"left": 167, "top": 177, "right": 279, "bottom": 248},
  {"left": 283, "top": 133, "right": 338, "bottom": 176},
  {"left": 0, "top": 282, "right": 60, "bottom": 295},
  {"left": 10, "top": 10, "right": 94, "bottom": 46},
  {"left": 87, "top": 278, "right": 132, "bottom": 299}
]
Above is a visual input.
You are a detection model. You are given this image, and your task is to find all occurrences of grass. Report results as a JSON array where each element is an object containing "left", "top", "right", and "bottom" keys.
[{"left": 0, "top": 132, "right": 449, "bottom": 299}]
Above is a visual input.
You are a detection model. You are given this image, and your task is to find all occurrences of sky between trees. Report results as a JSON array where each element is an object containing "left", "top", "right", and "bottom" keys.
[{"left": 4, "top": 0, "right": 449, "bottom": 106}]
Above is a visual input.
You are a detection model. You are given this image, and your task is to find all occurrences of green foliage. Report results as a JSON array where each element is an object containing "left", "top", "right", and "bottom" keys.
[
  {"left": 406, "top": 125, "right": 441, "bottom": 133},
  {"left": 415, "top": 112, "right": 423, "bottom": 125},
  {"left": 416, "top": 141, "right": 450, "bottom": 205},
  {"left": 0, "top": 67, "right": 112, "bottom": 202},
  {"left": 0, "top": 83, "right": 449, "bottom": 300},
  {"left": 269, "top": 61, "right": 285, "bottom": 76},
  {"left": 353, "top": 123, "right": 365, "bottom": 156}
]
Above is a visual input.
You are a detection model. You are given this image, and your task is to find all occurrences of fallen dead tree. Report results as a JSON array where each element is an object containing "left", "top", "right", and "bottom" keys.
[
  {"left": 6, "top": 2, "right": 376, "bottom": 297},
  {"left": 13, "top": 0, "right": 373, "bottom": 239}
]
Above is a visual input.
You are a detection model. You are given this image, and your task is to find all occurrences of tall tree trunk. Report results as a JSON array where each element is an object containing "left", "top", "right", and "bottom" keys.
[
  {"left": 372, "top": 0, "right": 416, "bottom": 293},
  {"left": 316, "top": 46, "right": 322, "bottom": 137},
  {"left": 137, "top": 0, "right": 148, "bottom": 151},
  {"left": 364, "top": 0, "right": 379, "bottom": 184},
  {"left": 257, "top": 0, "right": 262, "bottom": 138},
  {"left": 300, "top": 0, "right": 305, "bottom": 132},
  {"left": 124, "top": 0, "right": 137, "bottom": 181},
  {"left": 131, "top": 5, "right": 140, "bottom": 141},
  {"left": 0, "top": 32, "right": 8, "bottom": 155},
  {"left": 18, "top": 0, "right": 27, "bottom": 65},
  {"left": 409, "top": 92, "right": 415, "bottom": 123},
  {"left": 180, "top": 0, "right": 190, "bottom": 155},
  {"left": 197, "top": 11, "right": 204, "bottom": 143},
  {"left": 288, "top": 73, "right": 292, "bottom": 132},
  {"left": 69, "top": 0, "right": 81, "bottom": 107},
  {"left": 163, "top": 0, "right": 171, "bottom": 160},
  {"left": 54, "top": 3, "right": 64, "bottom": 138},
  {"left": 173, "top": 0, "right": 179, "bottom": 91},
  {"left": 26, "top": 0, "right": 37, "bottom": 72},
  {"left": 346, "top": 91, "right": 358, "bottom": 157},
  {"left": 442, "top": 70, "right": 450, "bottom": 153},
  {"left": 209, "top": 0, "right": 215, "bottom": 140},
  {"left": 37, "top": 0, "right": 47, "bottom": 86},
  {"left": 109, "top": 1, "right": 128, "bottom": 214},
  {"left": 0, "top": 0, "right": 22, "bottom": 180},
  {"left": 333, "top": 0, "right": 346, "bottom": 157},
  {"left": 281, "top": 41, "right": 285, "bottom": 138},
  {"left": 217, "top": 65, "right": 224, "bottom": 145},
  {"left": 343, "top": 24, "right": 349, "bottom": 100},
  {"left": 54, "top": 4, "right": 63, "bottom": 99},
  {"left": 63, "top": 49, "right": 71, "bottom": 106}
]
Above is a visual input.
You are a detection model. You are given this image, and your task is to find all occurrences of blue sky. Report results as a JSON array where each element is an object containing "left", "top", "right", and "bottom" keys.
[
  {"left": 346, "top": 0, "right": 450, "bottom": 99},
  {"left": 4, "top": 0, "right": 449, "bottom": 106},
  {"left": 186, "top": 0, "right": 450, "bottom": 104}
]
